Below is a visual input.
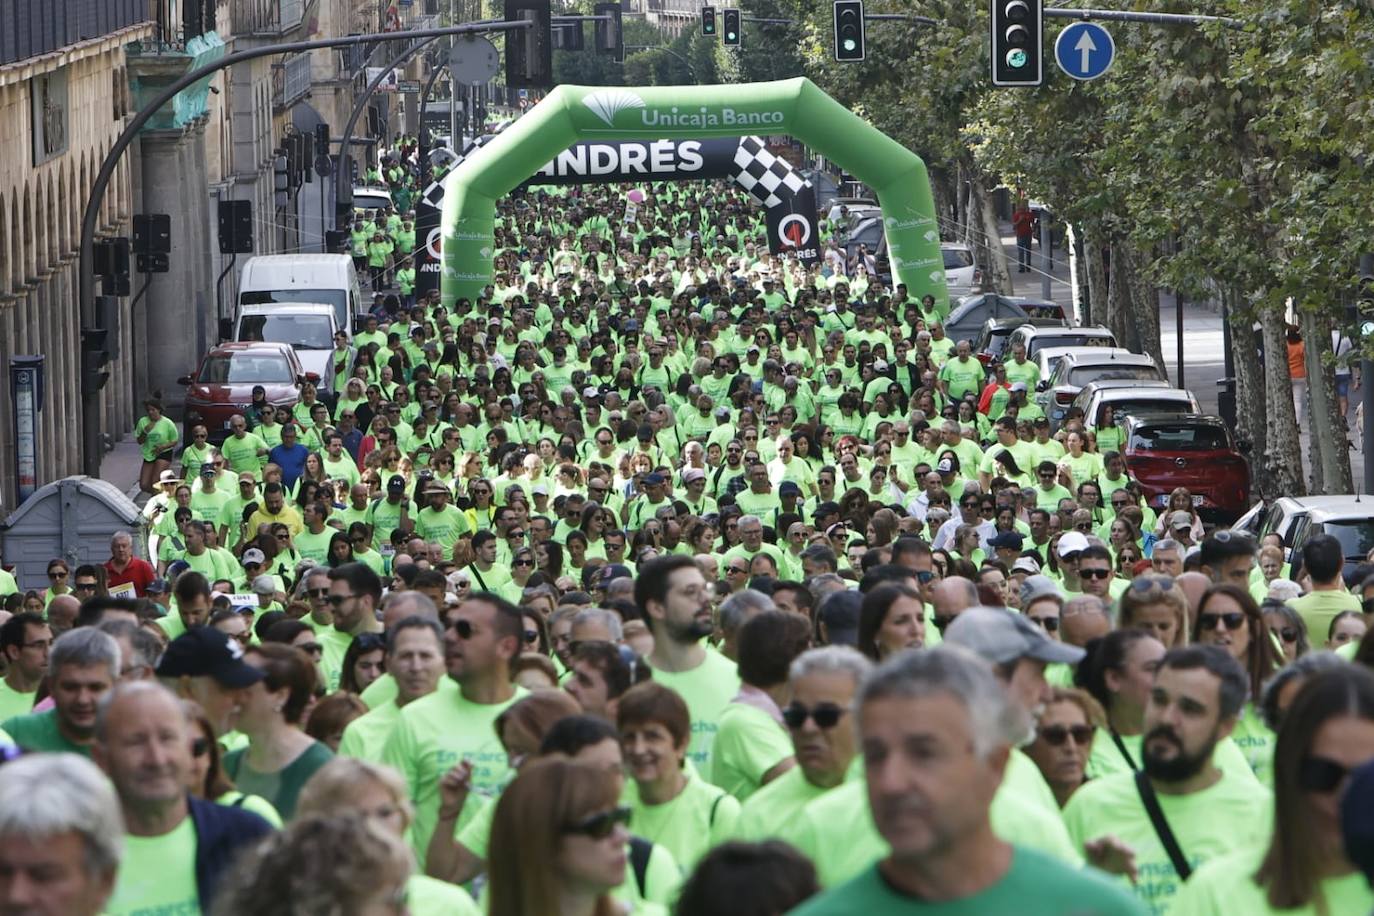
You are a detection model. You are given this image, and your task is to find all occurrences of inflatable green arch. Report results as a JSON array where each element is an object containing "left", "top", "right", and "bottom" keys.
[{"left": 440, "top": 77, "right": 948, "bottom": 309}]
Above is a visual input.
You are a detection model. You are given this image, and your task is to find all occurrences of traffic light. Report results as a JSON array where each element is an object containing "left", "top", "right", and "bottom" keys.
[
  {"left": 722, "top": 8, "right": 740, "bottom": 46},
  {"left": 833, "top": 1, "right": 865, "bottom": 62},
  {"left": 273, "top": 150, "right": 290, "bottom": 206},
  {"left": 81, "top": 328, "right": 111, "bottom": 394},
  {"left": 991, "top": 0, "right": 1043, "bottom": 87},
  {"left": 594, "top": 2, "right": 623, "bottom": 62},
  {"left": 553, "top": 21, "right": 583, "bottom": 51},
  {"left": 504, "top": 0, "right": 553, "bottom": 89},
  {"left": 702, "top": 7, "right": 716, "bottom": 37}
]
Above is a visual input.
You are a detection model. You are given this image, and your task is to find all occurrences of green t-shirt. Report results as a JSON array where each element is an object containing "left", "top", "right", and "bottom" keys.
[
  {"left": 1063, "top": 771, "right": 1272, "bottom": 914},
  {"left": 322, "top": 452, "right": 361, "bottom": 486},
  {"left": 622, "top": 767, "right": 740, "bottom": 871},
  {"left": 786, "top": 750, "right": 1080, "bottom": 889},
  {"left": 224, "top": 739, "right": 334, "bottom": 821},
  {"left": 407, "top": 873, "right": 481, "bottom": 916},
  {"left": 651, "top": 649, "right": 741, "bottom": 771},
  {"left": 791, "top": 846, "right": 1146, "bottom": 916},
  {"left": 734, "top": 765, "right": 831, "bottom": 842},
  {"left": 105, "top": 817, "right": 199, "bottom": 916},
  {"left": 1003, "top": 357, "right": 1041, "bottom": 389},
  {"left": 708, "top": 701, "right": 793, "bottom": 801},
  {"left": 1290, "top": 589, "right": 1362, "bottom": 645},
  {"left": 0, "top": 681, "right": 37, "bottom": 723},
  {"left": 938, "top": 356, "right": 986, "bottom": 402},
  {"left": 295, "top": 526, "right": 336, "bottom": 566},
  {"left": 135, "top": 415, "right": 179, "bottom": 463},
  {"left": 221, "top": 431, "right": 268, "bottom": 473},
  {"left": 383, "top": 685, "right": 528, "bottom": 867},
  {"left": 0, "top": 709, "right": 89, "bottom": 756},
  {"left": 1167, "top": 848, "right": 1373, "bottom": 916},
  {"left": 1085, "top": 731, "right": 1260, "bottom": 787},
  {"left": 416, "top": 505, "right": 472, "bottom": 552}
]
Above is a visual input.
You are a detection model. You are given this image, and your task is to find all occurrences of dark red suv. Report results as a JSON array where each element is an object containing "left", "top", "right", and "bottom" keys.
[
  {"left": 1122, "top": 414, "right": 1251, "bottom": 524},
  {"left": 177, "top": 342, "right": 316, "bottom": 443}
]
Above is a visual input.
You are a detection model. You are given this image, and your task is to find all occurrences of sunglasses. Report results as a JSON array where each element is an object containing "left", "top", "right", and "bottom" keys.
[
  {"left": 565, "top": 805, "right": 632, "bottom": 839},
  {"left": 1299, "top": 756, "right": 1352, "bottom": 793},
  {"left": 451, "top": 619, "right": 477, "bottom": 640},
  {"left": 74, "top": 582, "right": 98, "bottom": 591},
  {"left": 47, "top": 570, "right": 68, "bottom": 579},
  {"left": 1270, "top": 626, "right": 1299, "bottom": 644},
  {"left": 522, "top": 629, "right": 540, "bottom": 644},
  {"left": 1199, "top": 611, "right": 1245, "bottom": 631},
  {"left": 191, "top": 737, "right": 211, "bottom": 758},
  {"left": 512, "top": 558, "right": 534, "bottom": 568},
  {"left": 308, "top": 587, "right": 331, "bottom": 599},
  {"left": 1075, "top": 523, "right": 1093, "bottom": 532},
  {"left": 1078, "top": 568, "right": 1112, "bottom": 581},
  {"left": 324, "top": 594, "right": 356, "bottom": 607},
  {"left": 1039, "top": 724, "right": 1093, "bottom": 747},
  {"left": 782, "top": 702, "right": 845, "bottom": 730},
  {"left": 507, "top": 530, "right": 526, "bottom": 539},
  {"left": 1029, "top": 616, "right": 1060, "bottom": 632}
]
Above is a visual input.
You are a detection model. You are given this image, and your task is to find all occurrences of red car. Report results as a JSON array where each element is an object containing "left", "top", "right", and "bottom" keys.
[
  {"left": 1122, "top": 414, "right": 1251, "bottom": 524},
  {"left": 177, "top": 342, "right": 317, "bottom": 443}
]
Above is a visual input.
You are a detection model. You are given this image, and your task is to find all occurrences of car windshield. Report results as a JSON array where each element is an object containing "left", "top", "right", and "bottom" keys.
[
  {"left": 942, "top": 248, "right": 974, "bottom": 270},
  {"left": 353, "top": 194, "right": 392, "bottom": 211},
  {"left": 1314, "top": 519, "right": 1374, "bottom": 561},
  {"left": 1068, "top": 365, "right": 1162, "bottom": 386},
  {"left": 1129, "top": 422, "right": 1228, "bottom": 451},
  {"left": 1029, "top": 334, "right": 1113, "bottom": 357},
  {"left": 1108, "top": 399, "right": 1193, "bottom": 423},
  {"left": 237, "top": 314, "right": 334, "bottom": 350},
  {"left": 197, "top": 354, "right": 294, "bottom": 384},
  {"left": 241, "top": 289, "right": 347, "bottom": 317}
]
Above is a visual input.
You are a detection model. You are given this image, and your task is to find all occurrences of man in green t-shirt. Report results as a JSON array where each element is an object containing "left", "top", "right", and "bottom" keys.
[
  {"left": 2, "top": 627, "right": 120, "bottom": 758},
  {"left": 1063, "top": 645, "right": 1269, "bottom": 914},
  {"left": 0, "top": 612, "right": 50, "bottom": 722},
  {"left": 384, "top": 592, "right": 527, "bottom": 868},
  {"left": 1290, "top": 534, "right": 1362, "bottom": 639},
  {"left": 793, "top": 646, "right": 1144, "bottom": 916},
  {"left": 636, "top": 556, "right": 740, "bottom": 771},
  {"left": 95, "top": 682, "right": 272, "bottom": 914},
  {"left": 937, "top": 339, "right": 986, "bottom": 403},
  {"left": 220, "top": 415, "right": 268, "bottom": 475},
  {"left": 736, "top": 645, "right": 871, "bottom": 842}
]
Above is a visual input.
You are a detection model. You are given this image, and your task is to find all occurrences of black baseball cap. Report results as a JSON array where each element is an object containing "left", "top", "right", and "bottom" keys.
[{"left": 154, "top": 627, "right": 264, "bottom": 688}]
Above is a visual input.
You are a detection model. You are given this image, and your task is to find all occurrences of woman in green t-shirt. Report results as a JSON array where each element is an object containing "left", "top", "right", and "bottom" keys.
[{"left": 135, "top": 398, "right": 180, "bottom": 494}]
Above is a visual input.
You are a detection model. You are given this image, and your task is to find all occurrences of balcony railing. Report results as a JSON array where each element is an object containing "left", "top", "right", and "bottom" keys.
[
  {"left": 1, "top": 0, "right": 151, "bottom": 67},
  {"left": 273, "top": 50, "right": 311, "bottom": 109}
]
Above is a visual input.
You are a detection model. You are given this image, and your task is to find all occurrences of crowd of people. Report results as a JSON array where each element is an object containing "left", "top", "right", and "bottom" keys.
[{"left": 3, "top": 153, "right": 1374, "bottom": 915}]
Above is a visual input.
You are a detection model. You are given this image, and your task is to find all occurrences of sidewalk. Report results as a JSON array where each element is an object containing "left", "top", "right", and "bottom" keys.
[{"left": 99, "top": 435, "right": 149, "bottom": 508}]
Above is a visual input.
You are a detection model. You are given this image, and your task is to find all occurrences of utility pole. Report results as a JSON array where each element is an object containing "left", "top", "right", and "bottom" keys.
[{"left": 1361, "top": 253, "right": 1374, "bottom": 493}]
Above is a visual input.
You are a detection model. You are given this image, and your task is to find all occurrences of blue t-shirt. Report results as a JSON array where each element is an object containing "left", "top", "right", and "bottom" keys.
[{"left": 268, "top": 443, "right": 311, "bottom": 488}]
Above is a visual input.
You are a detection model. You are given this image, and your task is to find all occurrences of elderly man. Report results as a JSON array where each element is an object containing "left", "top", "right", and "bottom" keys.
[
  {"left": 104, "top": 532, "right": 156, "bottom": 597},
  {"left": 736, "top": 646, "right": 873, "bottom": 841},
  {"left": 0, "top": 753, "right": 125, "bottom": 916},
  {"left": 94, "top": 682, "right": 272, "bottom": 913}
]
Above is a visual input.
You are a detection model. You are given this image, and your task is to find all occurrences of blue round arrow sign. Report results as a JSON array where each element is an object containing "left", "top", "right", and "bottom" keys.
[{"left": 1054, "top": 22, "right": 1115, "bottom": 81}]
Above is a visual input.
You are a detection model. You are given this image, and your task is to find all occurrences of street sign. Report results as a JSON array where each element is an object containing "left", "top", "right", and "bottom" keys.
[
  {"left": 451, "top": 34, "right": 500, "bottom": 86},
  {"left": 1054, "top": 21, "right": 1114, "bottom": 80},
  {"left": 398, "top": 79, "right": 421, "bottom": 93}
]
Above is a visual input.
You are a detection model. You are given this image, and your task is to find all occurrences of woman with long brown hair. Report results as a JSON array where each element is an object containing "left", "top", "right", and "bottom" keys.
[
  {"left": 1169, "top": 666, "right": 1374, "bottom": 914},
  {"left": 487, "top": 757, "right": 632, "bottom": 916}
]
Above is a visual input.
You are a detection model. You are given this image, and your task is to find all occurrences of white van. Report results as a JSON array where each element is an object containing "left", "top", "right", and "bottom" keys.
[
  {"left": 235, "top": 254, "right": 363, "bottom": 335},
  {"left": 232, "top": 303, "right": 340, "bottom": 397}
]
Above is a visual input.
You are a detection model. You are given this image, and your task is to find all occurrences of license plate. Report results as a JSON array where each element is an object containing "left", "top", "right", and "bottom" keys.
[{"left": 1159, "top": 494, "right": 1206, "bottom": 507}]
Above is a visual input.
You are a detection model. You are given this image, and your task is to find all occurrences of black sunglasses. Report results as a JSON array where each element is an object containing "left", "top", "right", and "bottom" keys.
[
  {"left": 1199, "top": 611, "right": 1245, "bottom": 631},
  {"left": 1298, "top": 755, "right": 1351, "bottom": 793},
  {"left": 324, "top": 594, "right": 356, "bottom": 607},
  {"left": 522, "top": 629, "right": 540, "bottom": 644},
  {"left": 1078, "top": 568, "right": 1112, "bottom": 581},
  {"left": 565, "top": 805, "right": 632, "bottom": 839},
  {"left": 1039, "top": 724, "right": 1093, "bottom": 747},
  {"left": 1030, "top": 616, "right": 1061, "bottom": 632},
  {"left": 451, "top": 619, "right": 476, "bottom": 640},
  {"left": 1271, "top": 627, "right": 1299, "bottom": 644},
  {"left": 782, "top": 702, "right": 845, "bottom": 730}
]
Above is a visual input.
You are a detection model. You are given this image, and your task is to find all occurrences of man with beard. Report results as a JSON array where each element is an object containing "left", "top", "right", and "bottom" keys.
[
  {"left": 1063, "top": 645, "right": 1269, "bottom": 913},
  {"left": 635, "top": 555, "right": 740, "bottom": 771}
]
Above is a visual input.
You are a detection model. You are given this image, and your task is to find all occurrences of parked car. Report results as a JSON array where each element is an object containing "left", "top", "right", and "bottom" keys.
[
  {"left": 230, "top": 303, "right": 340, "bottom": 399},
  {"left": 351, "top": 185, "right": 394, "bottom": 213},
  {"left": 972, "top": 317, "right": 1069, "bottom": 366},
  {"left": 1233, "top": 495, "right": 1374, "bottom": 566},
  {"left": 1007, "top": 324, "right": 1117, "bottom": 361},
  {"left": 1071, "top": 380, "right": 1199, "bottom": 433},
  {"left": 1037, "top": 349, "right": 1166, "bottom": 430},
  {"left": 941, "top": 243, "right": 981, "bottom": 298},
  {"left": 178, "top": 342, "right": 316, "bottom": 443},
  {"left": 1121, "top": 414, "right": 1251, "bottom": 523}
]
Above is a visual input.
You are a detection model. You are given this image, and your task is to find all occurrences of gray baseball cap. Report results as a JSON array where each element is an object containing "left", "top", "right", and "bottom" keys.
[
  {"left": 944, "top": 606, "right": 1084, "bottom": 665},
  {"left": 1018, "top": 574, "right": 1063, "bottom": 608}
]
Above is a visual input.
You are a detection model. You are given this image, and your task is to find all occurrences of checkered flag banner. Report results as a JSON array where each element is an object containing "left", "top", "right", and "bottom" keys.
[
  {"left": 732, "top": 136, "right": 810, "bottom": 209},
  {"left": 422, "top": 123, "right": 513, "bottom": 210}
]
